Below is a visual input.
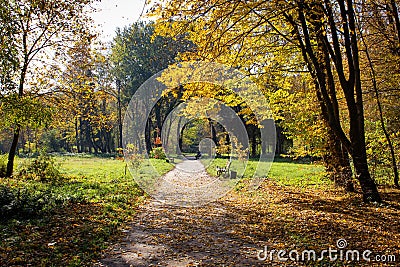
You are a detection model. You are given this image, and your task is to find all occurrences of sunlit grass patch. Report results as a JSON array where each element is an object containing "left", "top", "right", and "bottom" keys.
[
  {"left": 203, "top": 157, "right": 330, "bottom": 188},
  {"left": 0, "top": 156, "right": 173, "bottom": 266}
]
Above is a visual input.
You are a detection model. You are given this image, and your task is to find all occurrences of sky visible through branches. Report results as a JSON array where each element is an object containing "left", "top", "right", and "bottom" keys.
[{"left": 90, "top": 0, "right": 147, "bottom": 42}]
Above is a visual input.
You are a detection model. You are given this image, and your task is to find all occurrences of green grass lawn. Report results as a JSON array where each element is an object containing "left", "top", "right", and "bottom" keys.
[
  {"left": 0, "top": 155, "right": 173, "bottom": 266},
  {"left": 202, "top": 157, "right": 330, "bottom": 188}
]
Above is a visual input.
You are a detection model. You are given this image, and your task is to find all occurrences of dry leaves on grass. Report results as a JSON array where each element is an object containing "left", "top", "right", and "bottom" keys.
[{"left": 0, "top": 202, "right": 135, "bottom": 266}]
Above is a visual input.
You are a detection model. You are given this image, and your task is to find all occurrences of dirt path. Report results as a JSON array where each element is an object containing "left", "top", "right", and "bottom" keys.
[
  {"left": 95, "top": 160, "right": 270, "bottom": 266},
  {"left": 95, "top": 199, "right": 271, "bottom": 267},
  {"left": 150, "top": 159, "right": 228, "bottom": 207}
]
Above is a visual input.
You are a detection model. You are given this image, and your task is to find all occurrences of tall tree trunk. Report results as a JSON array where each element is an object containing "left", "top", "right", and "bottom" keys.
[
  {"left": 6, "top": 126, "right": 20, "bottom": 177},
  {"left": 352, "top": 146, "right": 382, "bottom": 202},
  {"left": 79, "top": 118, "right": 85, "bottom": 152},
  {"left": 105, "top": 131, "right": 111, "bottom": 153},
  {"left": 248, "top": 124, "right": 258, "bottom": 158},
  {"left": 324, "top": 128, "right": 354, "bottom": 192},
  {"left": 163, "top": 116, "right": 172, "bottom": 154},
  {"left": 90, "top": 130, "right": 100, "bottom": 154},
  {"left": 116, "top": 79, "right": 123, "bottom": 150},
  {"left": 145, "top": 120, "right": 153, "bottom": 153},
  {"left": 176, "top": 116, "right": 183, "bottom": 155},
  {"left": 155, "top": 102, "right": 162, "bottom": 136},
  {"left": 345, "top": 0, "right": 381, "bottom": 202},
  {"left": 75, "top": 118, "right": 81, "bottom": 153},
  {"left": 6, "top": 59, "right": 28, "bottom": 177}
]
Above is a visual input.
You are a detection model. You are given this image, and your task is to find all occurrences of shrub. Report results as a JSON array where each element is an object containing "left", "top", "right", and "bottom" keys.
[
  {"left": 17, "top": 153, "right": 63, "bottom": 183},
  {"left": 0, "top": 185, "right": 47, "bottom": 220},
  {"left": 124, "top": 144, "right": 143, "bottom": 169},
  {"left": 0, "top": 185, "right": 81, "bottom": 221},
  {"left": 149, "top": 147, "right": 166, "bottom": 160}
]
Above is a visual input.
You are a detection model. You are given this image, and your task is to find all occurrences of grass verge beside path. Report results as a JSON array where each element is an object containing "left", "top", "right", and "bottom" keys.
[
  {"left": 203, "top": 157, "right": 330, "bottom": 188},
  {"left": 0, "top": 156, "right": 173, "bottom": 266}
]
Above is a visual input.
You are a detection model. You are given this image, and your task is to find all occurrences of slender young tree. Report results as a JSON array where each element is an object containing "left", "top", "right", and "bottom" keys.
[{"left": 1, "top": 0, "right": 93, "bottom": 176}]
